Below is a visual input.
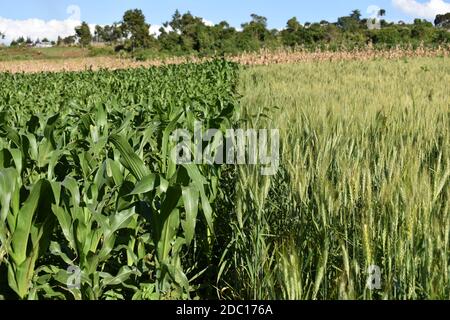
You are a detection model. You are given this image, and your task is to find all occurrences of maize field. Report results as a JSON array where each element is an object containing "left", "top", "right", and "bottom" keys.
[{"left": 0, "top": 60, "right": 240, "bottom": 300}]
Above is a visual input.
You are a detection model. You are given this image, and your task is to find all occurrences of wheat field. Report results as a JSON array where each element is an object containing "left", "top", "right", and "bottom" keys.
[{"left": 220, "top": 56, "right": 450, "bottom": 300}]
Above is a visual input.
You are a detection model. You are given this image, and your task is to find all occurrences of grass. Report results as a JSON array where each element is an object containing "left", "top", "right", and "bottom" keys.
[
  {"left": 219, "top": 56, "right": 450, "bottom": 300},
  {"left": 0, "top": 46, "right": 112, "bottom": 61},
  {"left": 0, "top": 46, "right": 178, "bottom": 63}
]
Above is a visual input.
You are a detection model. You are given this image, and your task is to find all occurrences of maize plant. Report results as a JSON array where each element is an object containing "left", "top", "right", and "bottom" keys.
[{"left": 0, "top": 60, "right": 240, "bottom": 300}]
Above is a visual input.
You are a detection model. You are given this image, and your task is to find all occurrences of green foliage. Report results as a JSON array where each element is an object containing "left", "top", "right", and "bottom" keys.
[
  {"left": 369, "top": 27, "right": 405, "bottom": 46},
  {"left": 122, "top": 9, "right": 154, "bottom": 50},
  {"left": 75, "top": 22, "right": 92, "bottom": 47},
  {"left": 337, "top": 15, "right": 361, "bottom": 32},
  {"left": 4, "top": 7, "right": 450, "bottom": 58},
  {"left": 0, "top": 60, "right": 240, "bottom": 300},
  {"left": 88, "top": 46, "right": 115, "bottom": 57},
  {"left": 7, "top": 8, "right": 449, "bottom": 58}
]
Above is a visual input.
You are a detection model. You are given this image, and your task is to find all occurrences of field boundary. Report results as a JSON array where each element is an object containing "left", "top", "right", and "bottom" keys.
[{"left": 0, "top": 45, "right": 449, "bottom": 74}]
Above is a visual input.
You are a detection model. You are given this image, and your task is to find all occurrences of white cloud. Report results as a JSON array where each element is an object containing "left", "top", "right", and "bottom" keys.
[
  {"left": 202, "top": 19, "right": 214, "bottom": 27},
  {"left": 0, "top": 5, "right": 97, "bottom": 44},
  {"left": 149, "top": 24, "right": 173, "bottom": 37},
  {"left": 149, "top": 25, "right": 162, "bottom": 36},
  {"left": 148, "top": 19, "right": 213, "bottom": 37},
  {"left": 0, "top": 4, "right": 214, "bottom": 44},
  {"left": 392, "top": 0, "right": 450, "bottom": 19},
  {"left": 0, "top": 17, "right": 82, "bottom": 43}
]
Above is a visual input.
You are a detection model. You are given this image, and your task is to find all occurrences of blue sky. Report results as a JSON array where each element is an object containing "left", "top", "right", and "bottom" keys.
[
  {"left": 1, "top": 0, "right": 448, "bottom": 27},
  {"left": 1, "top": 1, "right": 450, "bottom": 42}
]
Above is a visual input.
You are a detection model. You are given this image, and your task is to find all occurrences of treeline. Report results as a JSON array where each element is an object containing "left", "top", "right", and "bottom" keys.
[
  {"left": 10, "top": 9, "right": 450, "bottom": 55},
  {"left": 10, "top": 37, "right": 54, "bottom": 47}
]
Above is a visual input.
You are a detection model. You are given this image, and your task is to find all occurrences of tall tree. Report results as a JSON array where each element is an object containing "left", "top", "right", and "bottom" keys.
[
  {"left": 238, "top": 14, "right": 271, "bottom": 51},
  {"left": 75, "top": 22, "right": 92, "bottom": 47},
  {"left": 94, "top": 25, "right": 104, "bottom": 42},
  {"left": 281, "top": 17, "right": 302, "bottom": 47},
  {"left": 63, "top": 35, "right": 76, "bottom": 45},
  {"left": 241, "top": 14, "right": 270, "bottom": 42},
  {"left": 161, "top": 10, "right": 214, "bottom": 53},
  {"left": 350, "top": 10, "right": 362, "bottom": 21},
  {"left": 169, "top": 9, "right": 183, "bottom": 32},
  {"left": 101, "top": 23, "right": 125, "bottom": 43},
  {"left": 286, "top": 17, "right": 301, "bottom": 32},
  {"left": 338, "top": 10, "right": 362, "bottom": 32},
  {"left": 122, "top": 9, "right": 152, "bottom": 49}
]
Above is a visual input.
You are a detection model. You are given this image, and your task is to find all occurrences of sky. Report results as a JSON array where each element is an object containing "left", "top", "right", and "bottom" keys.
[{"left": 1, "top": 0, "right": 450, "bottom": 43}]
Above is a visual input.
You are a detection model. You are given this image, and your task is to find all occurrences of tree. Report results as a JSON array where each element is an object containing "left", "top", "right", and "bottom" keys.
[
  {"left": 101, "top": 23, "right": 125, "bottom": 43},
  {"left": 236, "top": 14, "right": 269, "bottom": 51},
  {"left": 241, "top": 14, "right": 271, "bottom": 44},
  {"left": 369, "top": 27, "right": 402, "bottom": 46},
  {"left": 337, "top": 16, "right": 359, "bottom": 32},
  {"left": 10, "top": 37, "right": 25, "bottom": 47},
  {"left": 75, "top": 22, "right": 92, "bottom": 47},
  {"left": 63, "top": 35, "right": 76, "bottom": 45},
  {"left": 94, "top": 25, "right": 104, "bottom": 42},
  {"left": 287, "top": 17, "right": 301, "bottom": 32},
  {"left": 281, "top": 17, "right": 302, "bottom": 47},
  {"left": 0, "top": 31, "right": 4, "bottom": 40},
  {"left": 412, "top": 19, "right": 435, "bottom": 41},
  {"left": 160, "top": 10, "right": 218, "bottom": 53},
  {"left": 42, "top": 7, "right": 450, "bottom": 54},
  {"left": 172, "top": 11, "right": 205, "bottom": 52},
  {"left": 122, "top": 9, "right": 152, "bottom": 49},
  {"left": 350, "top": 10, "right": 362, "bottom": 21},
  {"left": 168, "top": 9, "right": 183, "bottom": 32},
  {"left": 337, "top": 10, "right": 363, "bottom": 32},
  {"left": 210, "top": 21, "right": 239, "bottom": 55},
  {"left": 435, "top": 13, "right": 450, "bottom": 28}
]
